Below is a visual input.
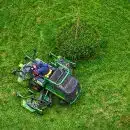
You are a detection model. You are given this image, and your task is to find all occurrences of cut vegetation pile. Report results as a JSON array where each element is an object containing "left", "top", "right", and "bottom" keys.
[{"left": 55, "top": 18, "right": 101, "bottom": 60}]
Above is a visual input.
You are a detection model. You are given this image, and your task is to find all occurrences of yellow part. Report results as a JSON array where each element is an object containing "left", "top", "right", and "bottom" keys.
[
  {"left": 19, "top": 63, "right": 23, "bottom": 68},
  {"left": 44, "top": 69, "right": 52, "bottom": 78}
]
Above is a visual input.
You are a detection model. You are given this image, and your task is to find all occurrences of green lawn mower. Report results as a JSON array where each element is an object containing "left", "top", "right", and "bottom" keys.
[{"left": 13, "top": 50, "right": 80, "bottom": 114}]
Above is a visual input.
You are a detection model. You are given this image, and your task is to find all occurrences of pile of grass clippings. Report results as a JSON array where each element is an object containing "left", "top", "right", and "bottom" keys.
[{"left": 55, "top": 18, "right": 101, "bottom": 60}]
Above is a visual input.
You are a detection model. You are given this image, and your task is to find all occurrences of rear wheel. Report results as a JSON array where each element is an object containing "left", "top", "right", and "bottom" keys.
[{"left": 59, "top": 100, "right": 68, "bottom": 105}]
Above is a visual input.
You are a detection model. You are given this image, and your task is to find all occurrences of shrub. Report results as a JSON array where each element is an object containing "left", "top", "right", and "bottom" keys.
[{"left": 55, "top": 18, "right": 101, "bottom": 60}]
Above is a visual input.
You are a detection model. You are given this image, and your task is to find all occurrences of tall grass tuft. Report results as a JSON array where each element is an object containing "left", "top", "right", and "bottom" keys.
[{"left": 55, "top": 18, "right": 101, "bottom": 60}]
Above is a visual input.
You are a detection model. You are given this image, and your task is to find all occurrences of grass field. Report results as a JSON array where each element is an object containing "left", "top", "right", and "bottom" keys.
[{"left": 0, "top": 0, "right": 130, "bottom": 129}]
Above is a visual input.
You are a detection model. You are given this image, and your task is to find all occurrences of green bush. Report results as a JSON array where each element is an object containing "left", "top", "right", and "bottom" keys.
[{"left": 55, "top": 19, "right": 101, "bottom": 60}]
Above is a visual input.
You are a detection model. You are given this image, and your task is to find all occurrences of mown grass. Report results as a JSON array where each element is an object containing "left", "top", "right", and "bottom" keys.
[{"left": 0, "top": 0, "right": 130, "bottom": 129}]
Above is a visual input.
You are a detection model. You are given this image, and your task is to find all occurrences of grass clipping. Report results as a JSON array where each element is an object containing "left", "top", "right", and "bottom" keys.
[{"left": 55, "top": 19, "right": 101, "bottom": 60}]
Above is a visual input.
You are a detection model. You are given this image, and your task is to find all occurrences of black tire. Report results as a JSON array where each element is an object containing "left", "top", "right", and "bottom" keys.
[{"left": 59, "top": 100, "right": 68, "bottom": 105}]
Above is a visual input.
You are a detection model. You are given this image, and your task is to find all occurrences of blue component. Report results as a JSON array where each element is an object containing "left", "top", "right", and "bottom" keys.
[{"left": 35, "top": 61, "right": 49, "bottom": 76}]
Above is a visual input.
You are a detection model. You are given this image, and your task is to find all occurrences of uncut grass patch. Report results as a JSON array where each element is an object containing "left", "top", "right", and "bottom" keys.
[{"left": 55, "top": 18, "right": 101, "bottom": 60}]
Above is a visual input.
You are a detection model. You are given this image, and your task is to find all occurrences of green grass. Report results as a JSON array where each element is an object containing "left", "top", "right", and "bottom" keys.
[{"left": 0, "top": 0, "right": 130, "bottom": 129}]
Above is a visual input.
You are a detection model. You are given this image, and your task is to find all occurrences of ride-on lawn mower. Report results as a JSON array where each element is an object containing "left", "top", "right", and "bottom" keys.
[{"left": 12, "top": 50, "right": 80, "bottom": 114}]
